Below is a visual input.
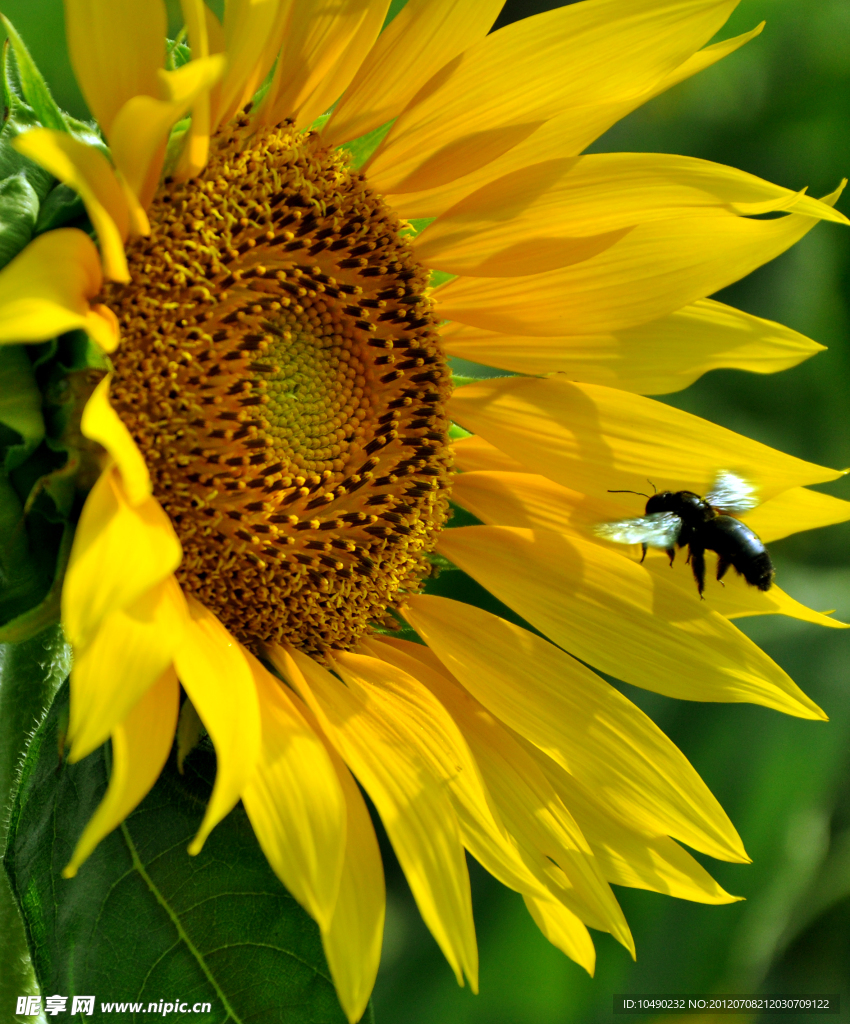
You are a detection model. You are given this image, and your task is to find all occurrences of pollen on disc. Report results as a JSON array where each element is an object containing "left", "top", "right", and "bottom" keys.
[{"left": 105, "top": 116, "right": 453, "bottom": 657}]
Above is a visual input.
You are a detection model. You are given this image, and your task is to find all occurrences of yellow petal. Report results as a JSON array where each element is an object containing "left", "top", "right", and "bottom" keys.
[
  {"left": 436, "top": 203, "right": 841, "bottom": 336},
  {"left": 335, "top": 649, "right": 505, "bottom": 984},
  {"left": 173, "top": 597, "right": 261, "bottom": 855},
  {"left": 452, "top": 435, "right": 528, "bottom": 474},
  {"left": 366, "top": 637, "right": 633, "bottom": 952},
  {"left": 69, "top": 576, "right": 188, "bottom": 762},
  {"left": 13, "top": 129, "right": 130, "bottom": 281},
  {"left": 404, "top": 594, "right": 749, "bottom": 862},
  {"left": 367, "top": 0, "right": 738, "bottom": 194},
  {"left": 324, "top": 0, "right": 504, "bottom": 147},
  {"left": 453, "top": 469, "right": 629, "bottom": 535},
  {"left": 529, "top": 746, "right": 741, "bottom": 905},
  {"left": 523, "top": 896, "right": 596, "bottom": 976},
  {"left": 64, "top": 0, "right": 167, "bottom": 136},
  {"left": 0, "top": 229, "right": 119, "bottom": 352},
  {"left": 638, "top": 544, "right": 847, "bottom": 629},
  {"left": 62, "top": 467, "right": 182, "bottom": 650},
  {"left": 388, "top": 22, "right": 765, "bottom": 220},
  {"left": 269, "top": 644, "right": 478, "bottom": 990},
  {"left": 441, "top": 298, "right": 825, "bottom": 393},
  {"left": 354, "top": 642, "right": 565, "bottom": 915},
  {"left": 291, "top": 2, "right": 390, "bottom": 132},
  {"left": 211, "top": 0, "right": 290, "bottom": 130},
  {"left": 63, "top": 665, "right": 179, "bottom": 878},
  {"left": 448, "top": 377, "right": 843, "bottom": 502},
  {"left": 452, "top": 470, "right": 847, "bottom": 630},
  {"left": 241, "top": 650, "right": 346, "bottom": 932},
  {"left": 435, "top": 526, "right": 825, "bottom": 720},
  {"left": 430, "top": 223, "right": 631, "bottom": 277},
  {"left": 80, "top": 375, "right": 151, "bottom": 506},
  {"left": 415, "top": 153, "right": 845, "bottom": 277},
  {"left": 175, "top": 0, "right": 212, "bottom": 180},
  {"left": 309, "top": 714, "right": 385, "bottom": 1024},
  {"left": 204, "top": 4, "right": 226, "bottom": 55},
  {"left": 744, "top": 486, "right": 850, "bottom": 544},
  {"left": 260, "top": 0, "right": 388, "bottom": 130},
  {"left": 649, "top": 20, "right": 765, "bottom": 95},
  {"left": 109, "top": 55, "right": 225, "bottom": 209}
]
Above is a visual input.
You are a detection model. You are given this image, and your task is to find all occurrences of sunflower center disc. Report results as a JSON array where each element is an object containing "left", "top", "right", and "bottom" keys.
[{"left": 106, "top": 117, "right": 453, "bottom": 656}]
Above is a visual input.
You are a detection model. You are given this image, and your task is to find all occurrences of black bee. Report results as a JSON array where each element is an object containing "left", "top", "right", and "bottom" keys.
[{"left": 594, "top": 471, "right": 774, "bottom": 596}]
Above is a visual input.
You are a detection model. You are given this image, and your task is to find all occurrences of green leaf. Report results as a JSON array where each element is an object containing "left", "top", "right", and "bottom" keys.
[
  {"left": 0, "top": 624, "right": 69, "bottom": 1012},
  {"left": 7, "top": 681, "right": 374, "bottom": 1024},
  {"left": 0, "top": 625, "right": 69, "bottom": 848},
  {"left": 0, "top": 16, "right": 68, "bottom": 132},
  {"left": 0, "top": 345, "right": 44, "bottom": 472}
]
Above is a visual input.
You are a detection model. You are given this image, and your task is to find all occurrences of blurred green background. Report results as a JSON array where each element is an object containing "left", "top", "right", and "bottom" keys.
[{"left": 3, "top": 0, "right": 849, "bottom": 1021}]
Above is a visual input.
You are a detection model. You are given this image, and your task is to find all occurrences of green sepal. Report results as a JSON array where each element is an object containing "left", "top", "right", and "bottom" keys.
[
  {"left": 400, "top": 216, "right": 433, "bottom": 239},
  {"left": 0, "top": 524, "right": 71, "bottom": 644},
  {"left": 0, "top": 471, "right": 61, "bottom": 632},
  {"left": 448, "top": 423, "right": 472, "bottom": 441},
  {"left": 0, "top": 16, "right": 68, "bottom": 133},
  {"left": 6, "top": 681, "right": 374, "bottom": 1024},
  {"left": 339, "top": 119, "right": 394, "bottom": 170},
  {"left": 428, "top": 269, "right": 456, "bottom": 290},
  {"left": 0, "top": 22, "right": 104, "bottom": 254},
  {"left": 382, "top": 0, "right": 410, "bottom": 29},
  {"left": 0, "top": 99, "right": 54, "bottom": 204},
  {"left": 424, "top": 551, "right": 458, "bottom": 572},
  {"left": 166, "top": 35, "right": 192, "bottom": 71},
  {"left": 0, "top": 344, "right": 44, "bottom": 472},
  {"left": 34, "top": 182, "right": 86, "bottom": 234},
  {"left": 163, "top": 116, "right": 191, "bottom": 179},
  {"left": 0, "top": 332, "right": 110, "bottom": 633},
  {"left": 0, "top": 170, "right": 38, "bottom": 267}
]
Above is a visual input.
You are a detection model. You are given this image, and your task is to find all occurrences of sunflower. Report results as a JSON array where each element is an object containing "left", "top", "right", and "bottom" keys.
[{"left": 3, "top": 0, "right": 850, "bottom": 1019}]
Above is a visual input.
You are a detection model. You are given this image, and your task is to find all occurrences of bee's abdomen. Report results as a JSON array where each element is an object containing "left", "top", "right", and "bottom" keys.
[
  {"left": 705, "top": 515, "right": 775, "bottom": 591},
  {"left": 744, "top": 551, "right": 775, "bottom": 591}
]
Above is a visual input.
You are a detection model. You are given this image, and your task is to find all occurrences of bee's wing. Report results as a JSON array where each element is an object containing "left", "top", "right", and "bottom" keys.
[
  {"left": 594, "top": 512, "right": 682, "bottom": 547},
  {"left": 706, "top": 470, "right": 759, "bottom": 512}
]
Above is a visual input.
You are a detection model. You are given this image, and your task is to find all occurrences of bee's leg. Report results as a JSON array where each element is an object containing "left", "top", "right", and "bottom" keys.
[
  {"left": 640, "top": 543, "right": 648, "bottom": 564},
  {"left": 716, "top": 555, "right": 731, "bottom": 582},
  {"left": 689, "top": 545, "right": 706, "bottom": 597},
  {"left": 666, "top": 547, "right": 676, "bottom": 566}
]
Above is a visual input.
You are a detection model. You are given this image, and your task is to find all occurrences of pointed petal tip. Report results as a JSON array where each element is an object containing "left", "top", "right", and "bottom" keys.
[
  {"left": 66, "top": 741, "right": 89, "bottom": 765},
  {"left": 187, "top": 834, "right": 205, "bottom": 857},
  {"left": 819, "top": 179, "right": 849, "bottom": 219}
]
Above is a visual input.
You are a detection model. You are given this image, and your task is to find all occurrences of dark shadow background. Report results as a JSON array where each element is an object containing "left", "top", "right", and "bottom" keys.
[{"left": 5, "top": 1, "right": 848, "bottom": 1021}]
